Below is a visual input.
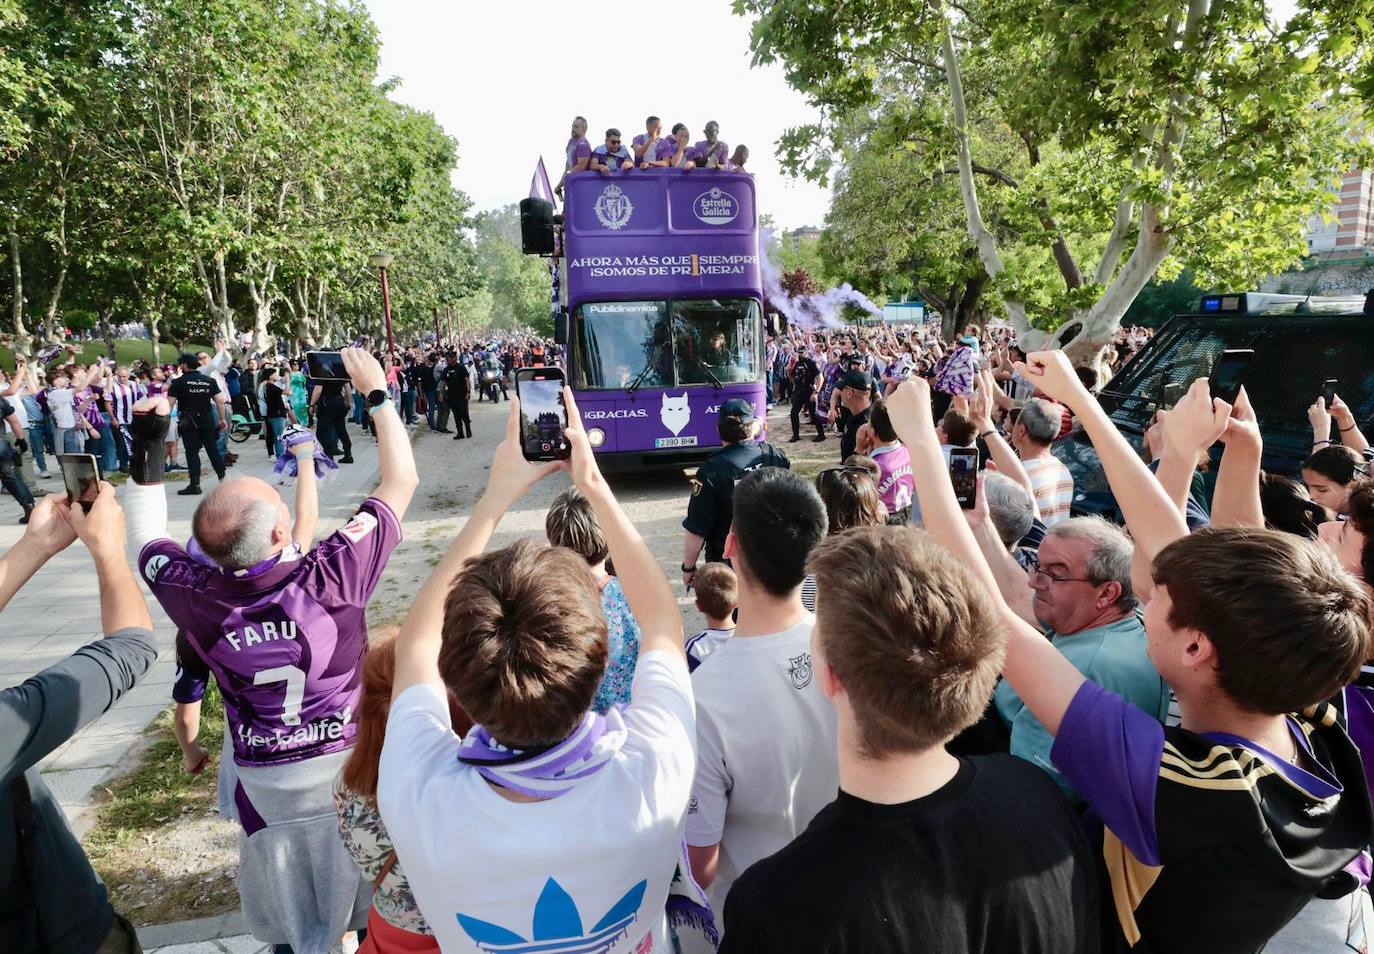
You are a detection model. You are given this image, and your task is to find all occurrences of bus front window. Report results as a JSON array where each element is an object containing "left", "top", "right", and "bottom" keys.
[
  {"left": 671, "top": 299, "right": 761, "bottom": 385},
  {"left": 575, "top": 301, "right": 672, "bottom": 389}
]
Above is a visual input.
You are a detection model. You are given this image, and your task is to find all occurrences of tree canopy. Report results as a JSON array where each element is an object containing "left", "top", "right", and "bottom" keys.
[
  {"left": 0, "top": 0, "right": 479, "bottom": 355},
  {"left": 736, "top": 0, "right": 1374, "bottom": 363}
]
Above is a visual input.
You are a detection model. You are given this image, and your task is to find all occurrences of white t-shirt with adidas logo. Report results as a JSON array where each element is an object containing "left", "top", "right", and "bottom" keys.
[{"left": 685, "top": 615, "right": 839, "bottom": 915}]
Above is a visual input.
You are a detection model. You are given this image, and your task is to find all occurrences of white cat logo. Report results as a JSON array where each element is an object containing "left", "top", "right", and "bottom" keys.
[
  {"left": 593, "top": 184, "right": 634, "bottom": 231},
  {"left": 660, "top": 393, "right": 691, "bottom": 436}
]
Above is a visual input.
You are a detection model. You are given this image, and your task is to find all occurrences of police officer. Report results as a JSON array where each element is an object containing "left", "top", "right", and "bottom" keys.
[
  {"left": 166, "top": 352, "right": 228, "bottom": 495},
  {"left": 681, "top": 398, "right": 790, "bottom": 589},
  {"left": 789, "top": 349, "right": 825, "bottom": 442}
]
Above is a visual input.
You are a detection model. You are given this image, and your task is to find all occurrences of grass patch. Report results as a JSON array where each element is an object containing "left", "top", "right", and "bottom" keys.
[
  {"left": 0, "top": 340, "right": 214, "bottom": 372},
  {"left": 83, "top": 680, "right": 238, "bottom": 924}
]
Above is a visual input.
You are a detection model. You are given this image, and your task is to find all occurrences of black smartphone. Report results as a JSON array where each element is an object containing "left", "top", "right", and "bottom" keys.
[
  {"left": 1209, "top": 349, "right": 1254, "bottom": 405},
  {"left": 1161, "top": 382, "right": 1184, "bottom": 410},
  {"left": 1323, "top": 378, "right": 1339, "bottom": 407},
  {"left": 305, "top": 350, "right": 348, "bottom": 382},
  {"left": 516, "top": 367, "right": 570, "bottom": 462},
  {"left": 949, "top": 446, "right": 979, "bottom": 510},
  {"left": 58, "top": 453, "right": 101, "bottom": 513}
]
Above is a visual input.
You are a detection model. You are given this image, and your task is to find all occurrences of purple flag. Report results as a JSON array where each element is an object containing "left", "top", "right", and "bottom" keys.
[{"left": 529, "top": 157, "right": 555, "bottom": 204}]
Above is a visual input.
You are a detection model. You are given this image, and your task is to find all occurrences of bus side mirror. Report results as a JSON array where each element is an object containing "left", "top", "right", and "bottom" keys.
[{"left": 554, "top": 308, "right": 568, "bottom": 345}]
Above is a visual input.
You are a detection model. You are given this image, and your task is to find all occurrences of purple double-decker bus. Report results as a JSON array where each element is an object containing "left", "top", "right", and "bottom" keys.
[{"left": 552, "top": 168, "right": 765, "bottom": 471}]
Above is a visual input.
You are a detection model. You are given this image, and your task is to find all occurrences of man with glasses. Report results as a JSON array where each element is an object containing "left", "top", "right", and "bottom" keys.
[
  {"left": 964, "top": 512, "right": 1171, "bottom": 801},
  {"left": 590, "top": 128, "right": 634, "bottom": 174}
]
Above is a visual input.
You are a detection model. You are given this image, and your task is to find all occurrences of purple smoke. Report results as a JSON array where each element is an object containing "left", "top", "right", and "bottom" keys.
[{"left": 760, "top": 228, "right": 882, "bottom": 329}]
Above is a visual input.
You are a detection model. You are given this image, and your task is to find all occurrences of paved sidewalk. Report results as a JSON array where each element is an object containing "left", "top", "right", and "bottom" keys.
[{"left": 0, "top": 425, "right": 393, "bottom": 836}]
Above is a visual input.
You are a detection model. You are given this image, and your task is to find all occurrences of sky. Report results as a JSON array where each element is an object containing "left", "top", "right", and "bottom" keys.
[{"left": 361, "top": 1, "right": 832, "bottom": 231}]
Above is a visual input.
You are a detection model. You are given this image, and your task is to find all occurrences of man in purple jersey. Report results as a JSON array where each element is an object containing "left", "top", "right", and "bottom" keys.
[
  {"left": 647, "top": 123, "right": 697, "bottom": 169},
  {"left": 123, "top": 346, "right": 418, "bottom": 954},
  {"left": 694, "top": 120, "right": 729, "bottom": 169},
  {"left": 556, "top": 115, "right": 592, "bottom": 197},
  {"left": 632, "top": 114, "right": 663, "bottom": 166}
]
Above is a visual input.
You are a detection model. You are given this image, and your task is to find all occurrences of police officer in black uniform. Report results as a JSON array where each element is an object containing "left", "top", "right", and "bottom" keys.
[
  {"left": 789, "top": 349, "right": 825, "bottom": 442},
  {"left": 442, "top": 353, "right": 472, "bottom": 439},
  {"left": 681, "top": 398, "right": 790, "bottom": 589},
  {"left": 166, "top": 353, "right": 227, "bottom": 496}
]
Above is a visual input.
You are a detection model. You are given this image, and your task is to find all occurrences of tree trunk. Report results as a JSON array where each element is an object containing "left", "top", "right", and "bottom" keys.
[
  {"left": 99, "top": 307, "right": 117, "bottom": 360},
  {"left": 8, "top": 220, "right": 30, "bottom": 354}
]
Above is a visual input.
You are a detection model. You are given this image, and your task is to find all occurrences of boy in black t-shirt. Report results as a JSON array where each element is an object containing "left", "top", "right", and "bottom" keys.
[
  {"left": 719, "top": 525, "right": 1100, "bottom": 953},
  {"left": 883, "top": 359, "right": 1374, "bottom": 953}
]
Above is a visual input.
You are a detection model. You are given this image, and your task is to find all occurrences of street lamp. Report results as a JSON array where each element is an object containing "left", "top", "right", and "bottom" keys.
[{"left": 369, "top": 251, "right": 395, "bottom": 356}]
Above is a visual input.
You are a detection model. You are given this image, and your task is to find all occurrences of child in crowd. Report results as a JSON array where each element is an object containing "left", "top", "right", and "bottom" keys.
[
  {"left": 546, "top": 486, "right": 642, "bottom": 710},
  {"left": 685, "top": 562, "right": 737, "bottom": 672}
]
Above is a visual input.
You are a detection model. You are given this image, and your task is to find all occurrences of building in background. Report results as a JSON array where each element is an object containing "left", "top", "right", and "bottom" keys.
[
  {"left": 1307, "top": 168, "right": 1374, "bottom": 259},
  {"left": 786, "top": 226, "right": 823, "bottom": 251}
]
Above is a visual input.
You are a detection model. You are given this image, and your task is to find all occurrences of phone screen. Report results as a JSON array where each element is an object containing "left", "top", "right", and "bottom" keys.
[
  {"left": 305, "top": 350, "right": 348, "bottom": 382},
  {"left": 1209, "top": 350, "right": 1253, "bottom": 405},
  {"left": 1323, "top": 379, "right": 1339, "bottom": 407},
  {"left": 1162, "top": 382, "right": 1184, "bottom": 410},
  {"left": 58, "top": 453, "right": 100, "bottom": 513},
  {"left": 949, "top": 447, "right": 979, "bottom": 509},
  {"left": 517, "top": 370, "right": 569, "bottom": 461}
]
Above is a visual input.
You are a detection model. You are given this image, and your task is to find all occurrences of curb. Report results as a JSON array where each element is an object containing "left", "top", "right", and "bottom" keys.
[{"left": 137, "top": 910, "right": 248, "bottom": 947}]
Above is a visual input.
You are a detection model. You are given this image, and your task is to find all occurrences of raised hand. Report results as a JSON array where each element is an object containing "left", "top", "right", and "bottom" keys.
[
  {"left": 560, "top": 387, "right": 604, "bottom": 494},
  {"left": 340, "top": 347, "right": 387, "bottom": 397},
  {"left": 1308, "top": 396, "right": 1332, "bottom": 442},
  {"left": 1161, "top": 378, "right": 1230, "bottom": 458},
  {"left": 22, "top": 496, "right": 78, "bottom": 559},
  {"left": 1220, "top": 386, "right": 1261, "bottom": 451},
  {"left": 1013, "top": 350, "right": 1090, "bottom": 410},
  {"left": 884, "top": 376, "right": 935, "bottom": 444},
  {"left": 483, "top": 398, "right": 560, "bottom": 511}
]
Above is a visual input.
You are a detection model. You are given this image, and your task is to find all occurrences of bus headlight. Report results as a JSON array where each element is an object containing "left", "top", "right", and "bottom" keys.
[{"left": 587, "top": 427, "right": 606, "bottom": 448}]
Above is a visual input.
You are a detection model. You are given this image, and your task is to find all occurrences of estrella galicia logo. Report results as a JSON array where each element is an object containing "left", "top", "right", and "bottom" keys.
[
  {"left": 692, "top": 187, "right": 739, "bottom": 226},
  {"left": 458, "top": 876, "right": 648, "bottom": 953},
  {"left": 788, "top": 652, "right": 814, "bottom": 690},
  {"left": 594, "top": 184, "right": 634, "bottom": 231}
]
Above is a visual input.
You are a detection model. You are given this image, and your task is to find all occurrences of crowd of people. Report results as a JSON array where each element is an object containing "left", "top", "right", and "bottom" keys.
[{"left": 3, "top": 313, "right": 1374, "bottom": 954}]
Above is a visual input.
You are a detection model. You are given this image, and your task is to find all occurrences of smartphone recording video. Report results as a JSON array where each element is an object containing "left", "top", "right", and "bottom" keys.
[
  {"left": 1209, "top": 349, "right": 1254, "bottom": 405},
  {"left": 1323, "top": 378, "right": 1339, "bottom": 408},
  {"left": 516, "top": 368, "right": 569, "bottom": 462},
  {"left": 949, "top": 447, "right": 979, "bottom": 510},
  {"left": 58, "top": 453, "right": 101, "bottom": 513},
  {"left": 305, "top": 350, "right": 349, "bottom": 382}
]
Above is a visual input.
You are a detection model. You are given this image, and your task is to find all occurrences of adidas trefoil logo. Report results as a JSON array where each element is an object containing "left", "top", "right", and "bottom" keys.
[{"left": 457, "top": 876, "right": 648, "bottom": 953}]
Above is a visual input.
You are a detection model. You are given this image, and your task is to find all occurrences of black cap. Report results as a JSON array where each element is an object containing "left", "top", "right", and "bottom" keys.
[
  {"left": 719, "top": 398, "right": 755, "bottom": 423},
  {"left": 178, "top": 352, "right": 198, "bottom": 369},
  {"left": 839, "top": 370, "right": 872, "bottom": 392}
]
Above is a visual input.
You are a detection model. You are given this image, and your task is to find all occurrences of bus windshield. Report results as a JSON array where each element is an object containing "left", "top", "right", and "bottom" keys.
[{"left": 574, "top": 298, "right": 761, "bottom": 389}]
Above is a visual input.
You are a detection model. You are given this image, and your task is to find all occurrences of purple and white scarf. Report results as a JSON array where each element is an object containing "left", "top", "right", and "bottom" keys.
[
  {"left": 272, "top": 424, "right": 339, "bottom": 482},
  {"left": 458, "top": 709, "right": 719, "bottom": 951}
]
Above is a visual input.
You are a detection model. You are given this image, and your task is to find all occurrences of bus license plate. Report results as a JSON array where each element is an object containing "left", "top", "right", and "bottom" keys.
[{"left": 655, "top": 436, "right": 698, "bottom": 448}]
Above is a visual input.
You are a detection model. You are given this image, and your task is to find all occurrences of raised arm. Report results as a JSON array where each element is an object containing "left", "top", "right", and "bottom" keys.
[
  {"left": 564, "top": 389, "right": 682, "bottom": 659},
  {"left": 390, "top": 399, "right": 560, "bottom": 700},
  {"left": 1209, "top": 387, "right": 1264, "bottom": 529},
  {"left": 0, "top": 497, "right": 76, "bottom": 612},
  {"left": 1331, "top": 393, "right": 1371, "bottom": 455},
  {"left": 342, "top": 347, "right": 418, "bottom": 519},
  {"left": 124, "top": 396, "right": 173, "bottom": 550},
  {"left": 1017, "top": 351, "right": 1187, "bottom": 567},
  {"left": 291, "top": 437, "right": 319, "bottom": 548},
  {"left": 887, "top": 376, "right": 1086, "bottom": 735},
  {"left": 970, "top": 368, "right": 1034, "bottom": 496}
]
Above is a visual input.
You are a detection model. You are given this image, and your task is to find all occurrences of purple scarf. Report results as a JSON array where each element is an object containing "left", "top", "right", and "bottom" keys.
[{"left": 273, "top": 425, "right": 339, "bottom": 482}]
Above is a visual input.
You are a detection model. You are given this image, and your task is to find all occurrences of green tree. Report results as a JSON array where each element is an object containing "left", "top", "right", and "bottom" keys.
[
  {"left": 736, "top": 0, "right": 1372, "bottom": 366},
  {"left": 473, "top": 204, "right": 553, "bottom": 335}
]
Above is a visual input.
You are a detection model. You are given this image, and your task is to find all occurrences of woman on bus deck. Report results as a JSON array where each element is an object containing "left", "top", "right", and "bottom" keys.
[{"left": 644, "top": 123, "right": 696, "bottom": 169}]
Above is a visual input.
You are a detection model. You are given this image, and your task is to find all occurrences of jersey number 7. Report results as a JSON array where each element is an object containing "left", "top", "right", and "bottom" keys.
[{"left": 253, "top": 664, "right": 305, "bottom": 726}]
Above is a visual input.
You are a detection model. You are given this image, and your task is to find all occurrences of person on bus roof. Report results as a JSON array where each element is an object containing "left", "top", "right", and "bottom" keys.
[
  {"left": 591, "top": 128, "right": 634, "bottom": 174},
  {"left": 632, "top": 115, "right": 662, "bottom": 164},
  {"left": 555, "top": 115, "right": 592, "bottom": 196},
  {"left": 727, "top": 144, "right": 750, "bottom": 173},
  {"left": 646, "top": 123, "right": 697, "bottom": 169},
  {"left": 695, "top": 121, "right": 729, "bottom": 169}
]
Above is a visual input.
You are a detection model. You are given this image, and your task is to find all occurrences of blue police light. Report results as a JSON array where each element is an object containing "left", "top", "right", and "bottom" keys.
[{"left": 1202, "top": 296, "right": 1222, "bottom": 312}]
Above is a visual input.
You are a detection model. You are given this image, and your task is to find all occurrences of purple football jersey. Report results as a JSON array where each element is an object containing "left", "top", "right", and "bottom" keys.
[
  {"left": 565, "top": 136, "right": 591, "bottom": 170},
  {"left": 148, "top": 498, "right": 402, "bottom": 765},
  {"left": 653, "top": 138, "right": 685, "bottom": 163},
  {"left": 693, "top": 140, "right": 729, "bottom": 166}
]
